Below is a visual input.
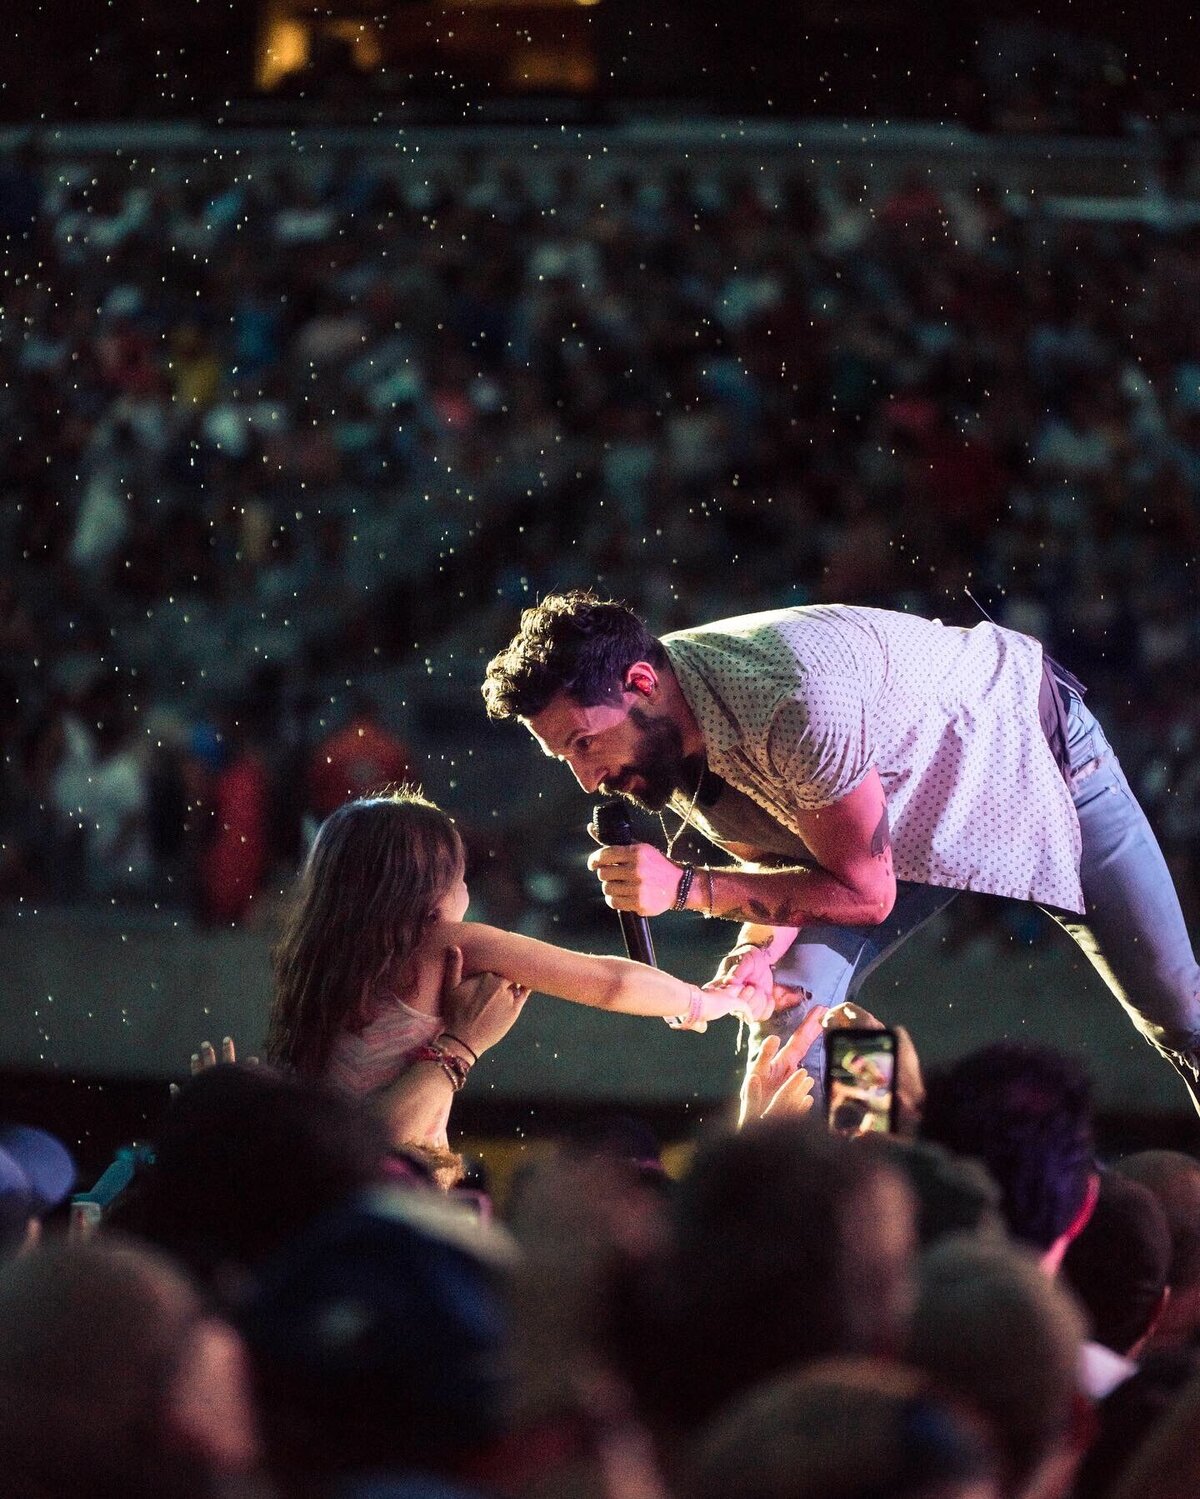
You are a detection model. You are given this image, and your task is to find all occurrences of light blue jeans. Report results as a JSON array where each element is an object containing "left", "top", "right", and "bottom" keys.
[{"left": 758, "top": 693, "right": 1200, "bottom": 1103}]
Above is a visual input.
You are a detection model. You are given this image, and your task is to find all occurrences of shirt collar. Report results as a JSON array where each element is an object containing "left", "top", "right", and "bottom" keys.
[{"left": 662, "top": 635, "right": 742, "bottom": 757}]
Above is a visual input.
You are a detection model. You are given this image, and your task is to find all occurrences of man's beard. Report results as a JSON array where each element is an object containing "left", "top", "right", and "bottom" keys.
[{"left": 603, "top": 706, "right": 704, "bottom": 814}]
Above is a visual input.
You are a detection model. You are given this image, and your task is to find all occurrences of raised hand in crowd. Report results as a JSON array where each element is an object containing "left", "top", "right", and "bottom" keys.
[
  {"left": 190, "top": 1035, "right": 256, "bottom": 1073},
  {"left": 171, "top": 1034, "right": 258, "bottom": 1099},
  {"left": 739, "top": 1002, "right": 829, "bottom": 1126},
  {"left": 826, "top": 1000, "right": 925, "bottom": 1136}
]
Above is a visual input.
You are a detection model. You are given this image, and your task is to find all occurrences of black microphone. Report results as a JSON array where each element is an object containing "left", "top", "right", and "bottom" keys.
[{"left": 593, "top": 800, "right": 657, "bottom": 968}]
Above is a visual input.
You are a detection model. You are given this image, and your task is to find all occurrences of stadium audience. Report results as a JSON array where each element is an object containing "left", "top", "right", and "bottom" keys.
[
  {"left": 3, "top": 145, "right": 1200, "bottom": 937},
  {"left": 3, "top": 1025, "right": 1200, "bottom": 1499},
  {"left": 8, "top": 120, "right": 1200, "bottom": 1499}
]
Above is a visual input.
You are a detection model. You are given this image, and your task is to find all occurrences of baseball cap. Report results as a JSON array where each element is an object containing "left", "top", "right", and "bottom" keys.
[
  {"left": 239, "top": 1185, "right": 516, "bottom": 1463},
  {"left": 0, "top": 1125, "right": 76, "bottom": 1242}
]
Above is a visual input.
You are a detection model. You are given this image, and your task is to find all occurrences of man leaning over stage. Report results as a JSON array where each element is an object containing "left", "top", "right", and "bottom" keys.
[{"left": 482, "top": 592, "right": 1200, "bottom": 1113}]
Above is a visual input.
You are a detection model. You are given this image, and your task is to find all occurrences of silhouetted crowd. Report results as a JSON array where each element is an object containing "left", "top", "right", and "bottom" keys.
[{"left": 6, "top": 1028, "right": 1200, "bottom": 1499}]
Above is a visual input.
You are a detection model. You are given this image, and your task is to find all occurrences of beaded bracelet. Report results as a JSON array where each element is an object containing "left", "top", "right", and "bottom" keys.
[
  {"left": 407, "top": 1042, "right": 471, "bottom": 1093},
  {"left": 672, "top": 862, "right": 696, "bottom": 911}
]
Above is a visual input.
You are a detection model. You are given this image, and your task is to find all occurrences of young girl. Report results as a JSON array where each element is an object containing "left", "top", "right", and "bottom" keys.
[{"left": 267, "top": 790, "right": 766, "bottom": 1106}]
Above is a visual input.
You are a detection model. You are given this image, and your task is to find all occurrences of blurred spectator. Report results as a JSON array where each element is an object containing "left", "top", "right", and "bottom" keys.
[
  {"left": 500, "top": 1146, "right": 678, "bottom": 1497},
  {"left": 306, "top": 691, "right": 415, "bottom": 823},
  {"left": 608, "top": 1118, "right": 916, "bottom": 1439},
  {"left": 906, "top": 1237, "right": 1089, "bottom": 1499},
  {"left": 111, "top": 1064, "right": 391, "bottom": 1294},
  {"left": 1061, "top": 1171, "right": 1172, "bottom": 1365},
  {"left": 1105, "top": 1361, "right": 1200, "bottom": 1499},
  {"left": 0, "top": 1237, "right": 264, "bottom": 1499},
  {"left": 238, "top": 1187, "right": 514, "bottom": 1498},
  {"left": 200, "top": 715, "right": 271, "bottom": 926},
  {"left": 1072, "top": 1343, "right": 1200, "bottom": 1499},
  {"left": 1113, "top": 1149, "right": 1200, "bottom": 1351},
  {"left": 685, "top": 1357, "right": 1000, "bottom": 1499},
  {"left": 920, "top": 1041, "right": 1098, "bottom": 1270},
  {"left": 865, "top": 1135, "right": 1006, "bottom": 1250},
  {"left": 48, "top": 696, "right": 152, "bottom": 897},
  {"left": 561, "top": 1111, "right": 672, "bottom": 1197}
]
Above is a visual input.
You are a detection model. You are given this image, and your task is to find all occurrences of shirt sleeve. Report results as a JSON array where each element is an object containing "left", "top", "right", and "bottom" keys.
[{"left": 765, "top": 674, "right": 874, "bottom": 811}]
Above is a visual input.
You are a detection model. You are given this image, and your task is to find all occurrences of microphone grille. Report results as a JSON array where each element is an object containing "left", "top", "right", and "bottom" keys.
[{"left": 594, "top": 799, "right": 635, "bottom": 846}]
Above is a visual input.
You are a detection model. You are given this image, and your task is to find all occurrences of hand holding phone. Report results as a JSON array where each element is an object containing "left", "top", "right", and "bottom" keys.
[{"left": 825, "top": 1027, "right": 898, "bottom": 1136}]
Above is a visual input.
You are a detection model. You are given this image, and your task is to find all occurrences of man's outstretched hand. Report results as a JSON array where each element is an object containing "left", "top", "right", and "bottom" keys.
[{"left": 705, "top": 943, "right": 775, "bottom": 1015}]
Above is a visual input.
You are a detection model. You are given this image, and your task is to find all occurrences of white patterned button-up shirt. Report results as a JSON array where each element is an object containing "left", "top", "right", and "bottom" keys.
[{"left": 663, "top": 604, "right": 1085, "bottom": 913}]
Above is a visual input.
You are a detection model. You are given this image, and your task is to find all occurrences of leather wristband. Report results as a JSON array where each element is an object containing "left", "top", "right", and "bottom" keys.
[{"left": 672, "top": 863, "right": 696, "bottom": 911}]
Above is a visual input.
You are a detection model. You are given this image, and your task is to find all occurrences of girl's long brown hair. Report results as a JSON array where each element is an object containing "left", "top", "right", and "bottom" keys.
[{"left": 266, "top": 790, "right": 463, "bottom": 1079}]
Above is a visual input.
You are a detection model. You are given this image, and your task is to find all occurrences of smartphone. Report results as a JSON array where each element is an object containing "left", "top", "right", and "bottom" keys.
[{"left": 825, "top": 1027, "right": 897, "bottom": 1136}]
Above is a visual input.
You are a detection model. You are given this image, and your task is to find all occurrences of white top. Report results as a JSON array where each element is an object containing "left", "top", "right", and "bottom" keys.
[
  {"left": 663, "top": 604, "right": 1085, "bottom": 913},
  {"left": 325, "top": 998, "right": 443, "bottom": 1098}
]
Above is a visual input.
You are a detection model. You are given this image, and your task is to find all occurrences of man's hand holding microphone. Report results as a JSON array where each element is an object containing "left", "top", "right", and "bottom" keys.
[{"left": 587, "top": 802, "right": 778, "bottom": 1031}]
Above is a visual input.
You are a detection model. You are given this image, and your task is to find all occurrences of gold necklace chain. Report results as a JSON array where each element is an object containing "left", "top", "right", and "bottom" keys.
[{"left": 660, "top": 764, "right": 704, "bottom": 861}]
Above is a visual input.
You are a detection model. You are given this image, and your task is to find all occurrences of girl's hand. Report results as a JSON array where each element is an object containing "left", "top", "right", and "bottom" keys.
[
  {"left": 699, "top": 974, "right": 775, "bottom": 1024},
  {"left": 439, "top": 946, "right": 528, "bottom": 1058}
]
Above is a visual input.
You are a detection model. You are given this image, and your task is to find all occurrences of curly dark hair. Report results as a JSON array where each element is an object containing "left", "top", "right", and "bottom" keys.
[
  {"left": 919, "top": 1040, "right": 1095, "bottom": 1251},
  {"left": 482, "top": 590, "right": 666, "bottom": 720}
]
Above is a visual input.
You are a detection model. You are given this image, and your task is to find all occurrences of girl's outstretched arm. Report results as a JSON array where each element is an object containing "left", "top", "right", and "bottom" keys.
[{"left": 427, "top": 921, "right": 767, "bottom": 1023}]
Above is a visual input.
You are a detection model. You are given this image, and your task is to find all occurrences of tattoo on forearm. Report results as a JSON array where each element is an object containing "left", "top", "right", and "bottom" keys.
[
  {"left": 723, "top": 880, "right": 889, "bottom": 928},
  {"left": 714, "top": 839, "right": 895, "bottom": 926},
  {"left": 744, "top": 898, "right": 782, "bottom": 925},
  {"left": 724, "top": 895, "right": 822, "bottom": 926}
]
